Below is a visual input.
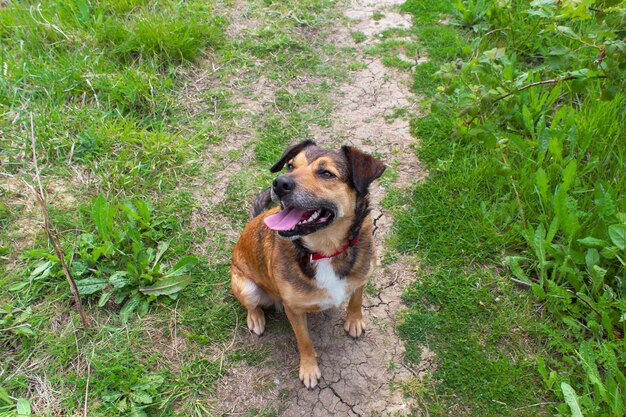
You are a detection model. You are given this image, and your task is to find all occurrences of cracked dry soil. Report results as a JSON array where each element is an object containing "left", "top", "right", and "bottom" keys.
[{"left": 209, "top": 0, "right": 432, "bottom": 415}]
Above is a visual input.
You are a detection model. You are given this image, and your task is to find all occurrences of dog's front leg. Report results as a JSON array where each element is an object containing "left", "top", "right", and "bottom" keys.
[
  {"left": 284, "top": 305, "right": 320, "bottom": 389},
  {"left": 344, "top": 285, "right": 366, "bottom": 338}
]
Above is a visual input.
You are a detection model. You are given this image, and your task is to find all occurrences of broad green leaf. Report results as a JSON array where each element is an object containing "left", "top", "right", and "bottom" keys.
[
  {"left": 75, "top": 278, "right": 108, "bottom": 295},
  {"left": 9, "top": 281, "right": 29, "bottom": 292},
  {"left": 546, "top": 217, "right": 559, "bottom": 245},
  {"left": 594, "top": 181, "right": 617, "bottom": 224},
  {"left": 134, "top": 374, "right": 164, "bottom": 391},
  {"left": 138, "top": 298, "right": 151, "bottom": 316},
  {"left": 554, "top": 188, "right": 580, "bottom": 239},
  {"left": 556, "top": 25, "right": 578, "bottom": 38},
  {"left": 120, "top": 202, "right": 142, "bottom": 222},
  {"left": 531, "top": 283, "right": 546, "bottom": 299},
  {"left": 548, "top": 136, "right": 563, "bottom": 162},
  {"left": 608, "top": 224, "right": 626, "bottom": 251},
  {"left": 98, "top": 290, "right": 113, "bottom": 307},
  {"left": 120, "top": 294, "right": 142, "bottom": 323},
  {"left": 522, "top": 105, "right": 535, "bottom": 140},
  {"left": 533, "top": 224, "right": 546, "bottom": 266},
  {"left": 29, "top": 261, "right": 52, "bottom": 280},
  {"left": 130, "top": 405, "right": 148, "bottom": 417},
  {"left": 483, "top": 47, "right": 506, "bottom": 60},
  {"left": 91, "top": 194, "right": 116, "bottom": 242},
  {"left": 71, "top": 260, "right": 88, "bottom": 277},
  {"left": 585, "top": 248, "right": 600, "bottom": 270},
  {"left": 109, "top": 271, "right": 129, "bottom": 289},
  {"left": 591, "top": 265, "right": 606, "bottom": 279},
  {"left": 135, "top": 200, "right": 151, "bottom": 223},
  {"left": 534, "top": 168, "right": 549, "bottom": 203},
  {"left": 0, "top": 386, "right": 10, "bottom": 404},
  {"left": 561, "top": 382, "right": 583, "bottom": 417},
  {"left": 130, "top": 390, "right": 153, "bottom": 404},
  {"left": 16, "top": 326, "right": 34, "bottom": 336},
  {"left": 561, "top": 159, "right": 577, "bottom": 193},
  {"left": 577, "top": 237, "right": 608, "bottom": 248},
  {"left": 578, "top": 341, "right": 606, "bottom": 401},
  {"left": 139, "top": 275, "right": 191, "bottom": 296},
  {"left": 506, "top": 256, "right": 530, "bottom": 283},
  {"left": 16, "top": 398, "right": 31, "bottom": 416},
  {"left": 568, "top": 68, "right": 591, "bottom": 79},
  {"left": 153, "top": 241, "right": 170, "bottom": 268},
  {"left": 172, "top": 255, "right": 198, "bottom": 272},
  {"left": 600, "top": 246, "right": 619, "bottom": 260}
]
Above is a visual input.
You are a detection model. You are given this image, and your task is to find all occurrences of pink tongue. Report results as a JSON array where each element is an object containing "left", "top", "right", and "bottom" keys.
[{"left": 264, "top": 207, "right": 308, "bottom": 231}]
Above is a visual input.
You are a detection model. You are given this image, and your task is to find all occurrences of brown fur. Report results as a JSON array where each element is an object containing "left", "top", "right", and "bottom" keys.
[{"left": 231, "top": 142, "right": 385, "bottom": 388}]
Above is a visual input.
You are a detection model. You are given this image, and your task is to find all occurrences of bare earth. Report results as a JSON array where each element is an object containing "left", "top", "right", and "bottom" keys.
[{"left": 204, "top": 0, "right": 433, "bottom": 415}]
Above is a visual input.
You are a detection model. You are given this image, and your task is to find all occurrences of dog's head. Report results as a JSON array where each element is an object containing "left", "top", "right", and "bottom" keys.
[{"left": 264, "top": 140, "right": 386, "bottom": 239}]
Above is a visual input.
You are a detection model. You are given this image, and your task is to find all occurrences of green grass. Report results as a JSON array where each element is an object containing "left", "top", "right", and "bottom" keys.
[
  {"left": 385, "top": 114, "right": 549, "bottom": 414},
  {"left": 395, "top": 0, "right": 626, "bottom": 416},
  {"left": 0, "top": 0, "right": 351, "bottom": 415}
]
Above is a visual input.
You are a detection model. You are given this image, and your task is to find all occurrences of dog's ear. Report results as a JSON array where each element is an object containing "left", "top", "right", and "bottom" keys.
[
  {"left": 342, "top": 146, "right": 386, "bottom": 195},
  {"left": 270, "top": 140, "right": 316, "bottom": 173}
]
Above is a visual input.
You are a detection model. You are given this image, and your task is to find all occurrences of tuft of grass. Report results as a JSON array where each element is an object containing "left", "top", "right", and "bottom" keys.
[{"left": 351, "top": 31, "right": 367, "bottom": 43}]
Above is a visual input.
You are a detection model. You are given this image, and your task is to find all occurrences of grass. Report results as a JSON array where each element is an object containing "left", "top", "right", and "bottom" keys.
[
  {"left": 391, "top": 0, "right": 626, "bottom": 415},
  {"left": 0, "top": 0, "right": 351, "bottom": 415},
  {"left": 3, "top": 0, "right": 622, "bottom": 415}
]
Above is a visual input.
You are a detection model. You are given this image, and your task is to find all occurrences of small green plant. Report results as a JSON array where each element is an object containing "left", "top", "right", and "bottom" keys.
[
  {"left": 0, "top": 305, "right": 33, "bottom": 339},
  {"left": 76, "top": 195, "right": 197, "bottom": 322},
  {"left": 450, "top": 0, "right": 489, "bottom": 31},
  {"left": 21, "top": 195, "right": 197, "bottom": 323},
  {"left": 351, "top": 31, "right": 367, "bottom": 43},
  {"left": 102, "top": 373, "right": 164, "bottom": 417},
  {"left": 0, "top": 387, "right": 31, "bottom": 417}
]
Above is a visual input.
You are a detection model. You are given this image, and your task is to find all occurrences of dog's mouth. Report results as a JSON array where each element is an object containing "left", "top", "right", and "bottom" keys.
[{"left": 264, "top": 206, "right": 335, "bottom": 236}]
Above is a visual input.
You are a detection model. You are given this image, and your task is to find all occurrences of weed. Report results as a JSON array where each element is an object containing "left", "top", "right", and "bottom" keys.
[{"left": 351, "top": 31, "right": 367, "bottom": 43}]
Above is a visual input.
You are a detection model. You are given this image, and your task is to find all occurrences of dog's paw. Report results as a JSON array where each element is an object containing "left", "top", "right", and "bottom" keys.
[
  {"left": 344, "top": 315, "right": 366, "bottom": 338},
  {"left": 246, "top": 308, "right": 266, "bottom": 336},
  {"left": 299, "top": 361, "right": 321, "bottom": 389}
]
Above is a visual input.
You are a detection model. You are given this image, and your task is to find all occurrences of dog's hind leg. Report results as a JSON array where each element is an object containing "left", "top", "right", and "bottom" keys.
[{"left": 231, "top": 269, "right": 272, "bottom": 336}]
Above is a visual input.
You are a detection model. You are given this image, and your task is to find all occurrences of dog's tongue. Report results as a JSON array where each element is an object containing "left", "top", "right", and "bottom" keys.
[{"left": 264, "top": 207, "right": 307, "bottom": 231}]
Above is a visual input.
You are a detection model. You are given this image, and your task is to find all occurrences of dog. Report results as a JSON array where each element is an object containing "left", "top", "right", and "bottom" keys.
[{"left": 230, "top": 140, "right": 386, "bottom": 388}]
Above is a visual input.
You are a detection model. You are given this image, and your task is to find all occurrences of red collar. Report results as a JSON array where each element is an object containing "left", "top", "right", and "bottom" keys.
[{"left": 309, "top": 235, "right": 360, "bottom": 261}]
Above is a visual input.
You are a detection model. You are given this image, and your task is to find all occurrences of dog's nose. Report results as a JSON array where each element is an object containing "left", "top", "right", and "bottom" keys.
[{"left": 273, "top": 176, "right": 295, "bottom": 197}]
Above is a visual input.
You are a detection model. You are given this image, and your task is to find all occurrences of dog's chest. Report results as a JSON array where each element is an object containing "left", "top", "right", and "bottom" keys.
[{"left": 312, "top": 259, "right": 349, "bottom": 309}]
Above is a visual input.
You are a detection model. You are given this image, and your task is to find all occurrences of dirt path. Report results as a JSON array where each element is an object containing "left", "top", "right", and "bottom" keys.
[{"left": 204, "top": 0, "right": 432, "bottom": 415}]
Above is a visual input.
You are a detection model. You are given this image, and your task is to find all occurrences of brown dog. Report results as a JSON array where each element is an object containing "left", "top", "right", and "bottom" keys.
[{"left": 231, "top": 140, "right": 386, "bottom": 388}]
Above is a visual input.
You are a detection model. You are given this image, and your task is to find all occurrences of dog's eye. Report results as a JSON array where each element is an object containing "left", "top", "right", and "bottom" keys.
[
  {"left": 318, "top": 170, "right": 335, "bottom": 179},
  {"left": 285, "top": 162, "right": 294, "bottom": 170}
]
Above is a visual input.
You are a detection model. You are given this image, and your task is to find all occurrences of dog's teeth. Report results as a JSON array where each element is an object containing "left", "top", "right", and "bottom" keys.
[{"left": 310, "top": 210, "right": 320, "bottom": 220}]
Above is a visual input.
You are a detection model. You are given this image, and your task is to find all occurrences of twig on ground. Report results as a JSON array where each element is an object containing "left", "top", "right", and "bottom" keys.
[
  {"left": 514, "top": 401, "right": 557, "bottom": 410},
  {"left": 26, "top": 112, "right": 90, "bottom": 328},
  {"left": 509, "top": 277, "right": 532, "bottom": 289},
  {"left": 83, "top": 347, "right": 94, "bottom": 417}
]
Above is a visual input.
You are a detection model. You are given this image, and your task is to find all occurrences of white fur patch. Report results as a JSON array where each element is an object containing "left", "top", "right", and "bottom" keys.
[
  {"left": 242, "top": 278, "right": 273, "bottom": 307},
  {"left": 313, "top": 259, "right": 349, "bottom": 309}
]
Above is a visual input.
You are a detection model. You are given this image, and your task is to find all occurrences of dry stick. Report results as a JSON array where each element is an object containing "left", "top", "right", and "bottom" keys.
[
  {"left": 28, "top": 113, "right": 90, "bottom": 328},
  {"left": 464, "top": 74, "right": 609, "bottom": 126},
  {"left": 83, "top": 348, "right": 92, "bottom": 417}
]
